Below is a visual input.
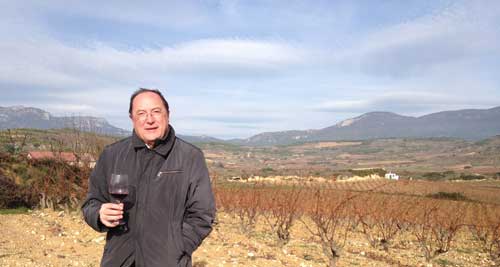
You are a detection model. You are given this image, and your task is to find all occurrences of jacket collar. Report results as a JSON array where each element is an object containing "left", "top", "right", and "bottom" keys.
[{"left": 132, "top": 125, "right": 176, "bottom": 157}]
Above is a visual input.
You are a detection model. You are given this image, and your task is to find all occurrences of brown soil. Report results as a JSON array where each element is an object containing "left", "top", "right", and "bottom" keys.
[
  {"left": 294, "top": 142, "right": 363, "bottom": 149},
  {"left": 0, "top": 209, "right": 494, "bottom": 267}
]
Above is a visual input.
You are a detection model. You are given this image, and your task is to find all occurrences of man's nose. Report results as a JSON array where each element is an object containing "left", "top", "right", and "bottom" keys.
[{"left": 146, "top": 113, "right": 156, "bottom": 123}]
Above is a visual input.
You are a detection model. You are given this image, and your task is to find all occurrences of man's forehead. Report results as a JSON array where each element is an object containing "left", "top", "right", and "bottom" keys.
[{"left": 132, "top": 92, "right": 165, "bottom": 110}]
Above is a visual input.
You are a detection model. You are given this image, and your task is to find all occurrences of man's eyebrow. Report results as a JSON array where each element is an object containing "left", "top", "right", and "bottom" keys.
[{"left": 135, "top": 107, "right": 162, "bottom": 112}]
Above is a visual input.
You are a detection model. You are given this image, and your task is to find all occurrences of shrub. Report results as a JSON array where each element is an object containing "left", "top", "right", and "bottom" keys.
[
  {"left": 29, "top": 158, "right": 91, "bottom": 210},
  {"left": 261, "top": 167, "right": 274, "bottom": 172},
  {"left": 458, "top": 174, "right": 484, "bottom": 180},
  {"left": 0, "top": 174, "right": 37, "bottom": 209},
  {"left": 426, "top": 192, "right": 469, "bottom": 201},
  {"left": 422, "top": 172, "right": 446, "bottom": 181},
  {"left": 13, "top": 164, "right": 29, "bottom": 179}
]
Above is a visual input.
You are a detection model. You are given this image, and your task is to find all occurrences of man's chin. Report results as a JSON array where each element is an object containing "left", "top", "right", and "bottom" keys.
[{"left": 144, "top": 135, "right": 160, "bottom": 143}]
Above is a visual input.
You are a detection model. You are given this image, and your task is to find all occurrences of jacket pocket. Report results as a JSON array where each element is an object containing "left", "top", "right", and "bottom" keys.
[
  {"left": 172, "top": 222, "right": 186, "bottom": 254},
  {"left": 169, "top": 222, "right": 186, "bottom": 264}
]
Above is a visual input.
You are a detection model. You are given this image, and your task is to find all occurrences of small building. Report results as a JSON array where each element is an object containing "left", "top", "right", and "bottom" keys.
[{"left": 385, "top": 172, "right": 399, "bottom": 180}]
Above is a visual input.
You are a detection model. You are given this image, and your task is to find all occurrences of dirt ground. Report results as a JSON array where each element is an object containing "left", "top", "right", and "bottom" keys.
[{"left": 0, "top": 209, "right": 494, "bottom": 267}]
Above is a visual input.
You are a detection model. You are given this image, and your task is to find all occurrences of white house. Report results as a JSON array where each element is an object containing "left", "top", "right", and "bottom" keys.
[{"left": 385, "top": 172, "right": 399, "bottom": 180}]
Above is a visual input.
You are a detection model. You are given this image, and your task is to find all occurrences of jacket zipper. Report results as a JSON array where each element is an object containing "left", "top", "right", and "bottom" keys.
[{"left": 157, "top": 170, "right": 183, "bottom": 176}]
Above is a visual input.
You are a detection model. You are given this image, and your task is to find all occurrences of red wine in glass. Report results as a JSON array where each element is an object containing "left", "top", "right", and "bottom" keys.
[
  {"left": 109, "top": 174, "right": 129, "bottom": 227},
  {"left": 109, "top": 189, "right": 128, "bottom": 202}
]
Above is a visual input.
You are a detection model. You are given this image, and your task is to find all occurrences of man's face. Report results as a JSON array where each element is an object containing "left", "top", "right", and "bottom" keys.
[{"left": 130, "top": 92, "right": 169, "bottom": 147}]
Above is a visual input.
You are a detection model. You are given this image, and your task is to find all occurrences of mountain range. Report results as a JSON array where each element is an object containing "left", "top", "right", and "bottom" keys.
[
  {"left": 234, "top": 106, "right": 500, "bottom": 146},
  {"left": 0, "top": 106, "right": 129, "bottom": 136},
  {"left": 1, "top": 105, "right": 500, "bottom": 146},
  {"left": 234, "top": 106, "right": 500, "bottom": 145}
]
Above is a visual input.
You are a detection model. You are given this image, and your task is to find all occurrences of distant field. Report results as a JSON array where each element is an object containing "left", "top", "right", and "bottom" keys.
[
  {"left": 307, "top": 179, "right": 500, "bottom": 204},
  {"left": 2, "top": 128, "right": 499, "bottom": 181}
]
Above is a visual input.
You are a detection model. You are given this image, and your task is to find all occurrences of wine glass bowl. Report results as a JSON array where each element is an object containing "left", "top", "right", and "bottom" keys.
[
  {"left": 109, "top": 174, "right": 129, "bottom": 227},
  {"left": 109, "top": 174, "right": 129, "bottom": 203}
]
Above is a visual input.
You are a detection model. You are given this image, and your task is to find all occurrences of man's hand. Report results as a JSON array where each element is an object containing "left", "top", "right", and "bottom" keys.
[{"left": 99, "top": 203, "right": 123, "bottom": 227}]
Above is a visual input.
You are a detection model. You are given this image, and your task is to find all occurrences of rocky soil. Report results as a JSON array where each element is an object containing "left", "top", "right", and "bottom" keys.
[{"left": 0, "top": 209, "right": 494, "bottom": 266}]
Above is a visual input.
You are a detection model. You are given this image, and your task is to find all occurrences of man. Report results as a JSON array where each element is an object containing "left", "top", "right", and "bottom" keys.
[{"left": 82, "top": 88, "right": 216, "bottom": 267}]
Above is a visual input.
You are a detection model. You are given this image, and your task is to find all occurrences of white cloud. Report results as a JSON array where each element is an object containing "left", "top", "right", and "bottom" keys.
[
  {"left": 4, "top": 1, "right": 211, "bottom": 30},
  {"left": 43, "top": 104, "right": 96, "bottom": 114},
  {"left": 162, "top": 39, "right": 306, "bottom": 69},
  {"left": 314, "top": 100, "right": 369, "bottom": 112},
  {"left": 0, "top": 37, "right": 309, "bottom": 91},
  {"left": 332, "top": 1, "right": 500, "bottom": 76}
]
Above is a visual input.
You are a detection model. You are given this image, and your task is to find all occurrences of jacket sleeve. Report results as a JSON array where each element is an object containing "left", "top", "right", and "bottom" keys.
[
  {"left": 182, "top": 150, "right": 216, "bottom": 256},
  {"left": 81, "top": 151, "right": 110, "bottom": 233}
]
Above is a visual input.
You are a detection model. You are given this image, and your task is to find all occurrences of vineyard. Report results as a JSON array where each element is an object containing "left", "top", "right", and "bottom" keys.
[{"left": 214, "top": 179, "right": 500, "bottom": 266}]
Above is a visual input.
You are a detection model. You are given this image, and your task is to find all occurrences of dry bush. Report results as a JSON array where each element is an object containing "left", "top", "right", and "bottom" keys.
[
  {"left": 469, "top": 203, "right": 500, "bottom": 266},
  {"left": 301, "top": 188, "right": 356, "bottom": 267},
  {"left": 233, "top": 183, "right": 264, "bottom": 234},
  {"left": 214, "top": 186, "right": 239, "bottom": 214},
  {"left": 355, "top": 194, "right": 411, "bottom": 252},
  {"left": 408, "top": 198, "right": 465, "bottom": 262},
  {"left": 29, "top": 158, "right": 90, "bottom": 211},
  {"left": 429, "top": 201, "right": 465, "bottom": 254},
  {"left": 214, "top": 184, "right": 261, "bottom": 234},
  {"left": 261, "top": 184, "right": 303, "bottom": 246},
  {"left": 408, "top": 198, "right": 438, "bottom": 261},
  {"left": 0, "top": 174, "right": 37, "bottom": 208},
  {"left": 0, "top": 152, "right": 89, "bottom": 211}
]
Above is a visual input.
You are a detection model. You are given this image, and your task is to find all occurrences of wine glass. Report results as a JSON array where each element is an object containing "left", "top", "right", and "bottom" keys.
[{"left": 109, "top": 173, "right": 129, "bottom": 228}]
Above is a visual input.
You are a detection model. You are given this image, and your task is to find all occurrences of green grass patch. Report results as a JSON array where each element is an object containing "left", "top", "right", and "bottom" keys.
[
  {"left": 0, "top": 207, "right": 30, "bottom": 215},
  {"left": 434, "top": 258, "right": 456, "bottom": 266},
  {"left": 455, "top": 247, "right": 476, "bottom": 254}
]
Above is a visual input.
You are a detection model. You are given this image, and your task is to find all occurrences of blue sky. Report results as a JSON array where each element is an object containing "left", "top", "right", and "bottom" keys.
[{"left": 1, "top": 1, "right": 499, "bottom": 139}]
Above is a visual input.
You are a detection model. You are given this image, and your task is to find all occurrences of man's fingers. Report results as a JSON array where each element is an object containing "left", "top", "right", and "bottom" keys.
[
  {"left": 101, "top": 203, "right": 123, "bottom": 213},
  {"left": 100, "top": 214, "right": 122, "bottom": 227},
  {"left": 101, "top": 219, "right": 120, "bottom": 227},
  {"left": 99, "top": 203, "right": 124, "bottom": 228},
  {"left": 104, "top": 209, "right": 123, "bottom": 216},
  {"left": 102, "top": 214, "right": 123, "bottom": 221},
  {"left": 101, "top": 203, "right": 123, "bottom": 214}
]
